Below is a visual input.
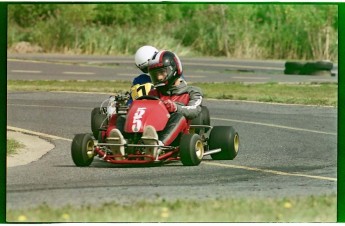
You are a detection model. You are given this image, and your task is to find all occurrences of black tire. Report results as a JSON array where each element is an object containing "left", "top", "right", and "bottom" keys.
[
  {"left": 91, "top": 108, "right": 107, "bottom": 139},
  {"left": 300, "top": 62, "right": 318, "bottom": 75},
  {"left": 284, "top": 61, "right": 306, "bottom": 75},
  {"left": 201, "top": 106, "right": 210, "bottom": 126},
  {"left": 191, "top": 106, "right": 210, "bottom": 137},
  {"left": 179, "top": 133, "right": 204, "bottom": 166},
  {"left": 191, "top": 106, "right": 210, "bottom": 126},
  {"left": 91, "top": 107, "right": 100, "bottom": 137},
  {"left": 97, "top": 131, "right": 103, "bottom": 143},
  {"left": 285, "top": 61, "right": 305, "bottom": 69},
  {"left": 71, "top": 133, "right": 95, "bottom": 167},
  {"left": 311, "top": 70, "right": 332, "bottom": 76},
  {"left": 313, "top": 61, "right": 333, "bottom": 70},
  {"left": 284, "top": 69, "right": 300, "bottom": 75},
  {"left": 191, "top": 112, "right": 203, "bottom": 125},
  {"left": 284, "top": 61, "right": 306, "bottom": 70},
  {"left": 300, "top": 62, "right": 333, "bottom": 75},
  {"left": 91, "top": 107, "right": 100, "bottom": 125},
  {"left": 209, "top": 126, "right": 239, "bottom": 160}
]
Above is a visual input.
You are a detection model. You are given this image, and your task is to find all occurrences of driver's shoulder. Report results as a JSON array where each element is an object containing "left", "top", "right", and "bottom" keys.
[{"left": 186, "top": 85, "right": 203, "bottom": 96}]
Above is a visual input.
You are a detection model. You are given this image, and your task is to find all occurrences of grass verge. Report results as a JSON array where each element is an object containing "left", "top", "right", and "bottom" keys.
[
  {"left": 7, "top": 138, "right": 24, "bottom": 156},
  {"left": 8, "top": 80, "right": 338, "bottom": 106},
  {"left": 6, "top": 194, "right": 336, "bottom": 222}
]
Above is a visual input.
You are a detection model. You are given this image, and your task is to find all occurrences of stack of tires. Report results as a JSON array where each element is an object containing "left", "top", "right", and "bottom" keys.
[{"left": 284, "top": 60, "right": 334, "bottom": 76}]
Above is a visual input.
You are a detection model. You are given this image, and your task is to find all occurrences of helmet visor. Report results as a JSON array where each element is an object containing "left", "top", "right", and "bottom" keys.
[{"left": 149, "top": 67, "right": 169, "bottom": 85}]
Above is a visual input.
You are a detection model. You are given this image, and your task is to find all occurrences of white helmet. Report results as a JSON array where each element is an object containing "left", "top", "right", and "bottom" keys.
[{"left": 135, "top": 45, "right": 158, "bottom": 73}]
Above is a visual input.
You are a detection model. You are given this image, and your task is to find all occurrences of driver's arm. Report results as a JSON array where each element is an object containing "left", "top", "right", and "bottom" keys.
[{"left": 176, "top": 86, "right": 203, "bottom": 120}]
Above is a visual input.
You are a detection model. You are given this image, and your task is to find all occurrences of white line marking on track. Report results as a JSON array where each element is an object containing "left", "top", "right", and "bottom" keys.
[
  {"left": 309, "top": 78, "right": 335, "bottom": 82},
  {"left": 206, "top": 98, "right": 335, "bottom": 107},
  {"left": 184, "top": 62, "right": 282, "bottom": 70},
  {"left": 7, "top": 103, "right": 90, "bottom": 110},
  {"left": 203, "top": 162, "right": 337, "bottom": 181},
  {"left": 117, "top": 73, "right": 205, "bottom": 78},
  {"left": 51, "top": 90, "right": 110, "bottom": 95},
  {"left": 7, "top": 126, "right": 72, "bottom": 142},
  {"left": 11, "top": 70, "right": 42, "bottom": 73},
  {"left": 7, "top": 126, "right": 336, "bottom": 182},
  {"left": 63, "top": 72, "right": 95, "bottom": 75},
  {"left": 232, "top": 76, "right": 269, "bottom": 80},
  {"left": 211, "top": 117, "right": 336, "bottom": 135},
  {"left": 183, "top": 75, "right": 206, "bottom": 78},
  {"left": 116, "top": 73, "right": 135, "bottom": 77},
  {"left": 8, "top": 103, "right": 335, "bottom": 136}
]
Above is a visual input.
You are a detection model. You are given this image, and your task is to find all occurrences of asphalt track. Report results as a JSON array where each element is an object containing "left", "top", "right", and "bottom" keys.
[
  {"left": 6, "top": 55, "right": 337, "bottom": 210},
  {"left": 7, "top": 53, "right": 338, "bottom": 83}
]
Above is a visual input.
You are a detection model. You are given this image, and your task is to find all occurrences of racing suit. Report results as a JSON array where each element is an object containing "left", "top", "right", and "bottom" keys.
[{"left": 148, "top": 78, "right": 203, "bottom": 145}]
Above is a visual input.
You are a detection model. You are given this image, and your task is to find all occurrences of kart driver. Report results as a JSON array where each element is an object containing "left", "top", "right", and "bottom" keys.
[
  {"left": 141, "top": 50, "right": 203, "bottom": 157},
  {"left": 108, "top": 50, "right": 199, "bottom": 159},
  {"left": 127, "top": 45, "right": 186, "bottom": 105}
]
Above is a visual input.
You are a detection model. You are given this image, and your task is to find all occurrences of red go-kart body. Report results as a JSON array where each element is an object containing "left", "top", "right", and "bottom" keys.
[
  {"left": 125, "top": 100, "right": 172, "bottom": 133},
  {"left": 103, "top": 99, "right": 181, "bottom": 141},
  {"left": 71, "top": 95, "right": 240, "bottom": 167}
]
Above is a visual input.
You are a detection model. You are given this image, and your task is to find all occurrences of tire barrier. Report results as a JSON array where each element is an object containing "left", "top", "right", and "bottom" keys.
[{"left": 284, "top": 60, "right": 334, "bottom": 76}]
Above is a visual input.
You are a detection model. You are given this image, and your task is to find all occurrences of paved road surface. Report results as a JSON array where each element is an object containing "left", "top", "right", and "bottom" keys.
[
  {"left": 7, "top": 91, "right": 337, "bottom": 210},
  {"left": 7, "top": 54, "right": 338, "bottom": 83}
]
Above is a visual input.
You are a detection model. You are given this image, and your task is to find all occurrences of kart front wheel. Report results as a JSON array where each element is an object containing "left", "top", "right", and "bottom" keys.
[
  {"left": 180, "top": 133, "right": 204, "bottom": 166},
  {"left": 71, "top": 133, "right": 95, "bottom": 167},
  {"left": 209, "top": 126, "right": 239, "bottom": 160}
]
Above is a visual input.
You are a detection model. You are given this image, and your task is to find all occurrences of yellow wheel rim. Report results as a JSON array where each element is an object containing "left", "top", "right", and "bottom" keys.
[
  {"left": 233, "top": 133, "right": 239, "bottom": 153},
  {"left": 86, "top": 140, "right": 95, "bottom": 158},
  {"left": 195, "top": 140, "right": 204, "bottom": 160}
]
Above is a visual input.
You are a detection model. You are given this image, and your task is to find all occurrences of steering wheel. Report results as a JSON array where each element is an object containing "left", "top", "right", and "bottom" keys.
[{"left": 136, "top": 95, "right": 160, "bottom": 101}]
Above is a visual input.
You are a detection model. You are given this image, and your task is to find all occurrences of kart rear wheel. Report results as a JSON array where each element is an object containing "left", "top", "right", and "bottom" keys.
[
  {"left": 209, "top": 126, "right": 239, "bottom": 160},
  {"left": 71, "top": 133, "right": 95, "bottom": 167},
  {"left": 191, "top": 106, "right": 210, "bottom": 136},
  {"left": 201, "top": 106, "right": 210, "bottom": 126},
  {"left": 91, "top": 107, "right": 107, "bottom": 139},
  {"left": 191, "top": 106, "right": 210, "bottom": 126},
  {"left": 180, "top": 133, "right": 204, "bottom": 166},
  {"left": 91, "top": 107, "right": 99, "bottom": 123}
]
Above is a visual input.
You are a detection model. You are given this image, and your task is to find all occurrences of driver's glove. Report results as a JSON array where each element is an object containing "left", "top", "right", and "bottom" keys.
[{"left": 163, "top": 100, "right": 177, "bottom": 113}]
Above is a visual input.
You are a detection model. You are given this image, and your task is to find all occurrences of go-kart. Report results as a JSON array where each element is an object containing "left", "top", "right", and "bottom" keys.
[{"left": 71, "top": 94, "right": 239, "bottom": 166}]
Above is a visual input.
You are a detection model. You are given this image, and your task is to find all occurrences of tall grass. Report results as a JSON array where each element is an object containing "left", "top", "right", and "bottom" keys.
[{"left": 7, "top": 4, "right": 338, "bottom": 61}]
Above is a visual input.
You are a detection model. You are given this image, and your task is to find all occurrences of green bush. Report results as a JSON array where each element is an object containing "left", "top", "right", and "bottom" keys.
[{"left": 7, "top": 3, "right": 338, "bottom": 61}]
